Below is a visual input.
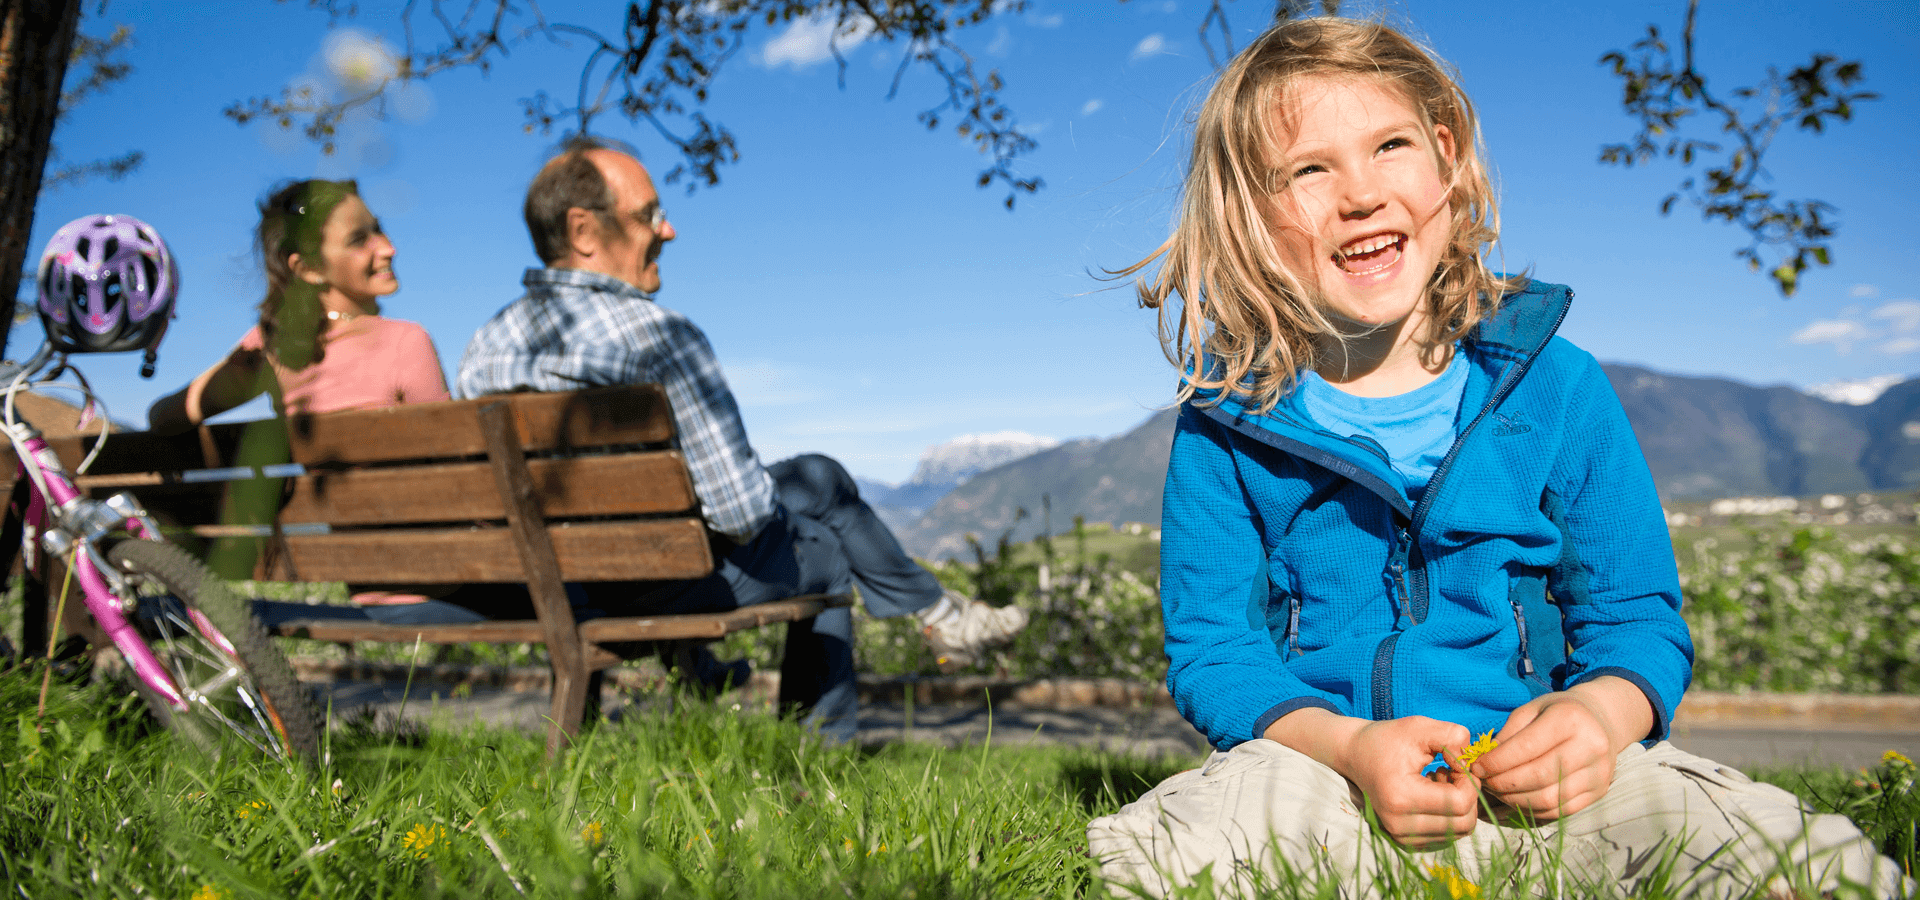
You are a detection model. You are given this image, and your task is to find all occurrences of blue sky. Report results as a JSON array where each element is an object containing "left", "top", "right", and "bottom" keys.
[{"left": 25, "top": 0, "right": 1920, "bottom": 483}]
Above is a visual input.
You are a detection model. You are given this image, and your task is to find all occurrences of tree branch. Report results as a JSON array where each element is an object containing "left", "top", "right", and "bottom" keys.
[
  {"left": 1599, "top": 0, "right": 1876, "bottom": 296},
  {"left": 229, "top": 0, "right": 1043, "bottom": 207}
]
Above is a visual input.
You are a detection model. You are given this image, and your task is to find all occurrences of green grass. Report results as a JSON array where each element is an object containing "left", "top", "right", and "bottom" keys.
[{"left": 2, "top": 663, "right": 1914, "bottom": 899}]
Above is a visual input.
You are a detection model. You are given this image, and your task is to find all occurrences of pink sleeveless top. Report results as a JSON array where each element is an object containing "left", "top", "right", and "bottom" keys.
[{"left": 237, "top": 316, "right": 449, "bottom": 415}]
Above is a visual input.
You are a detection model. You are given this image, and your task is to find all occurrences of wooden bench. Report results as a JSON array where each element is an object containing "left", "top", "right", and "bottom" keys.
[{"left": 4, "top": 385, "right": 849, "bottom": 756}]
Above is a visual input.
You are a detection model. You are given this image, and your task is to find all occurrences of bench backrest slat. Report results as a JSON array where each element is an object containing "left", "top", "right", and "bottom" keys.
[
  {"left": 278, "top": 519, "right": 712, "bottom": 584},
  {"left": 3, "top": 385, "right": 713, "bottom": 585},
  {"left": 287, "top": 385, "right": 674, "bottom": 467},
  {"left": 279, "top": 452, "right": 696, "bottom": 526}
]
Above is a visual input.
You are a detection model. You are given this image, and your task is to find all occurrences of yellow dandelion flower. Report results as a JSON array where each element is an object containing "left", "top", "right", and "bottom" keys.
[
  {"left": 188, "top": 885, "right": 229, "bottom": 900},
  {"left": 401, "top": 823, "right": 445, "bottom": 859},
  {"left": 581, "top": 820, "right": 605, "bottom": 848},
  {"left": 868, "top": 843, "right": 888, "bottom": 857},
  {"left": 235, "top": 800, "right": 269, "bottom": 820},
  {"left": 843, "top": 838, "right": 857, "bottom": 852},
  {"left": 1456, "top": 731, "right": 1499, "bottom": 769},
  {"left": 1883, "top": 750, "right": 1913, "bottom": 769},
  {"left": 1426, "top": 863, "right": 1482, "bottom": 899}
]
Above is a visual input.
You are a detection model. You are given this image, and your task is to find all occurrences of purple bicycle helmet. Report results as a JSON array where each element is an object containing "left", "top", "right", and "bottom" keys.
[{"left": 36, "top": 214, "right": 178, "bottom": 367}]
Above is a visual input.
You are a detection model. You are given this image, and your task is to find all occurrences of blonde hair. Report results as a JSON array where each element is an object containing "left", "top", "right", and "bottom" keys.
[{"left": 1130, "top": 17, "right": 1522, "bottom": 411}]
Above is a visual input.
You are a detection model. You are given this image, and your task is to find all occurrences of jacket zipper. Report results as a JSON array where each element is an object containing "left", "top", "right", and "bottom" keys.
[{"left": 1406, "top": 290, "right": 1573, "bottom": 623}]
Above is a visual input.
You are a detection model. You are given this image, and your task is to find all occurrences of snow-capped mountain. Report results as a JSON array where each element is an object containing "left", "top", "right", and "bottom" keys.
[
  {"left": 856, "top": 432, "right": 1059, "bottom": 531},
  {"left": 1806, "top": 374, "right": 1907, "bottom": 406},
  {"left": 904, "top": 431, "right": 1059, "bottom": 486}
]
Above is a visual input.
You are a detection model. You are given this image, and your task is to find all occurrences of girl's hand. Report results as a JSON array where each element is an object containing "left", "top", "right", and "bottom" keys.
[
  {"left": 1468, "top": 676, "right": 1654, "bottom": 820},
  {"left": 1342, "top": 717, "right": 1483, "bottom": 848},
  {"left": 1269, "top": 710, "right": 1479, "bottom": 848}
]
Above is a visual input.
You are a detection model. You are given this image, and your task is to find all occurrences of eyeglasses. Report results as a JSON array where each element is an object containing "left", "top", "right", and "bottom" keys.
[{"left": 628, "top": 204, "right": 668, "bottom": 231}]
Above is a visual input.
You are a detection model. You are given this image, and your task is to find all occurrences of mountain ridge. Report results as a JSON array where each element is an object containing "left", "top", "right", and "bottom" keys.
[{"left": 883, "top": 365, "right": 1920, "bottom": 559}]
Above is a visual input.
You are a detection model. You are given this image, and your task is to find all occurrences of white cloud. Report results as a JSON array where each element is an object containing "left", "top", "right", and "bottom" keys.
[
  {"left": 1130, "top": 33, "right": 1169, "bottom": 62},
  {"left": 760, "top": 13, "right": 874, "bottom": 68},
  {"left": 1872, "top": 300, "right": 1920, "bottom": 333},
  {"left": 1081, "top": 98, "right": 1104, "bottom": 115},
  {"left": 1789, "top": 300, "right": 1920, "bottom": 356},
  {"left": 1790, "top": 319, "right": 1868, "bottom": 352},
  {"left": 1032, "top": 13, "right": 1064, "bottom": 27},
  {"left": 1850, "top": 284, "right": 1880, "bottom": 298}
]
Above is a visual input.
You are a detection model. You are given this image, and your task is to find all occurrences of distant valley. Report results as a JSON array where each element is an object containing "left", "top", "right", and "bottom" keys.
[{"left": 860, "top": 366, "right": 1920, "bottom": 560}]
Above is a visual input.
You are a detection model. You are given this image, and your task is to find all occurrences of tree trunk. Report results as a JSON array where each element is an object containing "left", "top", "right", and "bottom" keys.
[{"left": 0, "top": 0, "right": 80, "bottom": 357}]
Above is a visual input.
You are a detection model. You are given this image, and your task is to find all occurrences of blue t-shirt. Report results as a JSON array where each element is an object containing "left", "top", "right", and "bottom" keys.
[{"left": 1297, "top": 353, "right": 1467, "bottom": 502}]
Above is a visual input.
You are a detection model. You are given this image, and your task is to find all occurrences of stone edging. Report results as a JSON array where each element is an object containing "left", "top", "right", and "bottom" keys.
[{"left": 287, "top": 659, "right": 1919, "bottom": 729}]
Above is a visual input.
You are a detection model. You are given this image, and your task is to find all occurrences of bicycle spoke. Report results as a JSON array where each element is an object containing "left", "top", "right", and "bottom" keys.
[
  {"left": 113, "top": 541, "right": 320, "bottom": 764},
  {"left": 140, "top": 596, "right": 292, "bottom": 758}
]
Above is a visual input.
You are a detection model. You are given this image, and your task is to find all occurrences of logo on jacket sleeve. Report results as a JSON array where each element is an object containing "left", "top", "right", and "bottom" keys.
[{"left": 1491, "top": 413, "right": 1532, "bottom": 437}]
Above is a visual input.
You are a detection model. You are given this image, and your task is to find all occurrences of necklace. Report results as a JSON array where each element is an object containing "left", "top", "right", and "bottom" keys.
[{"left": 325, "top": 309, "right": 368, "bottom": 322}]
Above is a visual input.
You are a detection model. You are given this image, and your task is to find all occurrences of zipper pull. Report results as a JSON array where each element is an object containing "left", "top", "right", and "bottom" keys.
[
  {"left": 1287, "top": 593, "right": 1302, "bottom": 659},
  {"left": 1512, "top": 600, "right": 1535, "bottom": 677}
]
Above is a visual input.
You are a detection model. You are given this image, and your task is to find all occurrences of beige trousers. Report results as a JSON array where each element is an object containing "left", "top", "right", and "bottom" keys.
[{"left": 1087, "top": 740, "right": 1911, "bottom": 898}]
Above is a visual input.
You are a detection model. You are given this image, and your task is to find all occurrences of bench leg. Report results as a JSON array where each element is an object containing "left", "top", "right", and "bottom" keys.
[
  {"left": 545, "top": 656, "right": 592, "bottom": 759},
  {"left": 585, "top": 669, "right": 605, "bottom": 724}
]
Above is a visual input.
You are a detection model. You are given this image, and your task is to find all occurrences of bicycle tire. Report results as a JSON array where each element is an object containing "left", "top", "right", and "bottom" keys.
[{"left": 109, "top": 539, "right": 321, "bottom": 765}]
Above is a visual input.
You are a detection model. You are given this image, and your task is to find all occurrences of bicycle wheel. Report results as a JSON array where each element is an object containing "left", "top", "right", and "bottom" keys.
[{"left": 110, "top": 539, "right": 321, "bottom": 765}]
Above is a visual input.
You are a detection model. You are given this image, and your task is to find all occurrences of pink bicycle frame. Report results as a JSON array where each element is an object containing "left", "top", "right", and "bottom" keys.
[{"left": 14, "top": 430, "right": 226, "bottom": 711}]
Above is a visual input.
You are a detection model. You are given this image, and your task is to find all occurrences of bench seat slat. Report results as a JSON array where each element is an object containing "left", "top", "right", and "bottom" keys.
[
  {"left": 280, "top": 452, "right": 696, "bottom": 525},
  {"left": 268, "top": 594, "right": 851, "bottom": 645},
  {"left": 281, "top": 518, "right": 712, "bottom": 583},
  {"left": 576, "top": 594, "right": 849, "bottom": 642}
]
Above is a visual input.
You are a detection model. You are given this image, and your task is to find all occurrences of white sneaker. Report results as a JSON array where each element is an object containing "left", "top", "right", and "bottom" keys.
[{"left": 921, "top": 589, "right": 1029, "bottom": 673}]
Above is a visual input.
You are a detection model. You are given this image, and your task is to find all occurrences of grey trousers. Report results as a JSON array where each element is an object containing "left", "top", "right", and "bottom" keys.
[{"left": 1087, "top": 739, "right": 1912, "bottom": 898}]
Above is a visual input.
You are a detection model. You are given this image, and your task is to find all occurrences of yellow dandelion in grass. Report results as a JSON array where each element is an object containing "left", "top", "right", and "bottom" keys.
[
  {"left": 1884, "top": 750, "right": 1913, "bottom": 769},
  {"left": 581, "top": 820, "right": 605, "bottom": 849},
  {"left": 1456, "top": 731, "right": 1499, "bottom": 769},
  {"left": 843, "top": 838, "right": 857, "bottom": 852},
  {"left": 188, "top": 885, "right": 229, "bottom": 900},
  {"left": 402, "top": 823, "right": 445, "bottom": 859},
  {"left": 235, "top": 800, "right": 269, "bottom": 819},
  {"left": 869, "top": 843, "right": 888, "bottom": 857},
  {"left": 1425, "top": 863, "right": 1482, "bottom": 899}
]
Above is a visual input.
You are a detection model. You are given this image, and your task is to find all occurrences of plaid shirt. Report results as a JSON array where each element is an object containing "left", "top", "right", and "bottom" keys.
[{"left": 456, "top": 268, "right": 777, "bottom": 542}]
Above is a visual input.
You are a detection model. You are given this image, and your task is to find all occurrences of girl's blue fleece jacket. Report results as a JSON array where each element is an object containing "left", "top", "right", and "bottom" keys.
[{"left": 1162, "top": 280, "right": 1694, "bottom": 750}]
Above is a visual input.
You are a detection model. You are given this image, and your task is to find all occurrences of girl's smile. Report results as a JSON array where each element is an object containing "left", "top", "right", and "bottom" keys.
[{"left": 1269, "top": 75, "right": 1455, "bottom": 346}]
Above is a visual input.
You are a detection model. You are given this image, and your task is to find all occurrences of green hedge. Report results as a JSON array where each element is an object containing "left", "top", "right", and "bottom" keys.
[
  {"left": 722, "top": 525, "right": 1920, "bottom": 694},
  {"left": 1681, "top": 528, "right": 1920, "bottom": 693}
]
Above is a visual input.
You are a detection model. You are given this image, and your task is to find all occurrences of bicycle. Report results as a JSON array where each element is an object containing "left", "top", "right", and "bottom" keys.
[{"left": 1, "top": 213, "right": 320, "bottom": 764}]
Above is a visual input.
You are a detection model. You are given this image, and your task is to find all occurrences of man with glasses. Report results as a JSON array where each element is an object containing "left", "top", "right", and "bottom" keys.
[{"left": 456, "top": 137, "right": 1027, "bottom": 744}]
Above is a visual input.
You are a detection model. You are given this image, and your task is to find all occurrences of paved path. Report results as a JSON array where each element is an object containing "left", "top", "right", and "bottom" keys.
[{"left": 315, "top": 678, "right": 1918, "bottom": 772}]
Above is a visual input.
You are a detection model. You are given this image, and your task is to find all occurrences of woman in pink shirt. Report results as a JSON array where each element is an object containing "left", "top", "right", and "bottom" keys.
[
  {"left": 150, "top": 180, "right": 459, "bottom": 615},
  {"left": 149, "top": 179, "right": 449, "bottom": 429}
]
